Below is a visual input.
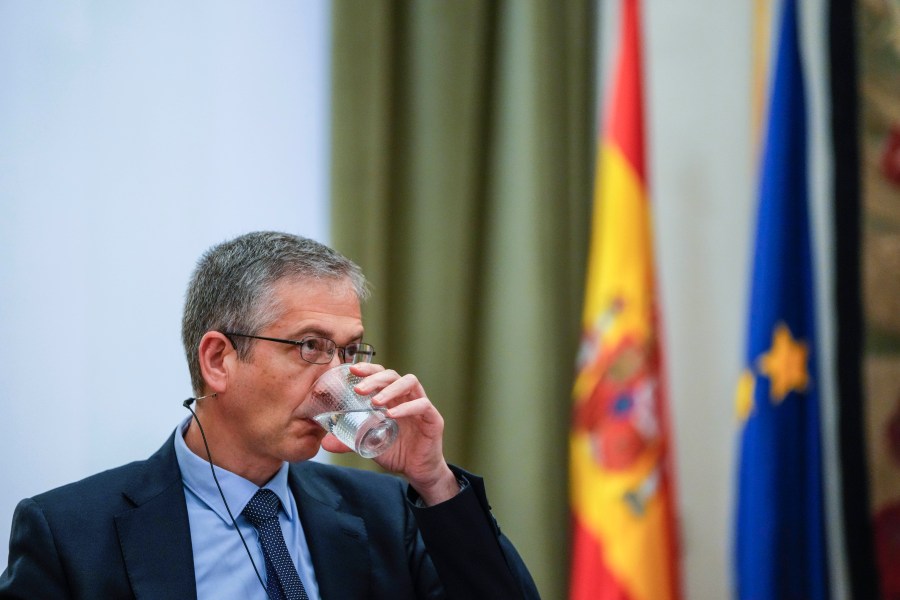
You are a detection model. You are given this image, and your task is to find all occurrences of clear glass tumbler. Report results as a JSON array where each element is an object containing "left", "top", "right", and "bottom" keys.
[{"left": 303, "top": 364, "right": 399, "bottom": 458}]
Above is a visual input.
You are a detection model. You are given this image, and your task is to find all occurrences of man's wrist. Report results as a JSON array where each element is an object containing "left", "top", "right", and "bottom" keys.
[
  {"left": 410, "top": 465, "right": 461, "bottom": 507},
  {"left": 413, "top": 473, "right": 468, "bottom": 508}
]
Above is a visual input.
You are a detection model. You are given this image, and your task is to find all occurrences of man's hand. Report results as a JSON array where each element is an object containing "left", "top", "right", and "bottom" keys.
[{"left": 318, "top": 363, "right": 459, "bottom": 506}]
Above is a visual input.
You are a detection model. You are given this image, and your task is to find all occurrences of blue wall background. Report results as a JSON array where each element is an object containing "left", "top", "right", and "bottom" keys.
[{"left": 0, "top": 0, "right": 332, "bottom": 567}]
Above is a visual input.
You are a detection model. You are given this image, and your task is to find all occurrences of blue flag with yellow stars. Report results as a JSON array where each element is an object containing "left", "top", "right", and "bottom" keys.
[{"left": 733, "top": 0, "right": 829, "bottom": 598}]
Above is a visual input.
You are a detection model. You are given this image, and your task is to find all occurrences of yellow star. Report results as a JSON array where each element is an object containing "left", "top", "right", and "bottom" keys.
[
  {"left": 757, "top": 322, "right": 809, "bottom": 403},
  {"left": 735, "top": 369, "right": 755, "bottom": 422}
]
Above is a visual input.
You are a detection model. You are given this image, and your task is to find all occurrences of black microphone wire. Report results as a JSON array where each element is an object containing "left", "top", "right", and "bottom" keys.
[{"left": 183, "top": 396, "right": 274, "bottom": 600}]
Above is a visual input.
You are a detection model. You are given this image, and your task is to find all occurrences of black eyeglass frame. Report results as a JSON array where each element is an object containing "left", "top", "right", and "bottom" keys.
[{"left": 222, "top": 332, "right": 376, "bottom": 365}]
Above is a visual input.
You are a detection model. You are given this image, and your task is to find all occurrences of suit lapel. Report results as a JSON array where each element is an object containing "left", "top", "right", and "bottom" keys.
[
  {"left": 115, "top": 434, "right": 197, "bottom": 600},
  {"left": 290, "top": 464, "right": 371, "bottom": 598},
  {"left": 113, "top": 440, "right": 375, "bottom": 599}
]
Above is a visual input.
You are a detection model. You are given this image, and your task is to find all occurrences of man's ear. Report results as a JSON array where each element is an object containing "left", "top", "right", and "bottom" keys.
[{"left": 198, "top": 331, "right": 235, "bottom": 393}]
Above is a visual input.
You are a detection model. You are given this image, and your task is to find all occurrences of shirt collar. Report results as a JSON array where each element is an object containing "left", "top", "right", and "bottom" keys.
[{"left": 173, "top": 416, "right": 295, "bottom": 525}]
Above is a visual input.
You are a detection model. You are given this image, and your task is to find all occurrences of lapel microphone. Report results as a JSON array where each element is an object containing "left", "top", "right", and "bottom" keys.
[{"left": 182, "top": 394, "right": 273, "bottom": 600}]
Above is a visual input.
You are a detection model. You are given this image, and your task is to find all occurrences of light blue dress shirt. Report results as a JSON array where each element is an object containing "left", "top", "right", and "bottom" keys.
[{"left": 174, "top": 418, "right": 321, "bottom": 600}]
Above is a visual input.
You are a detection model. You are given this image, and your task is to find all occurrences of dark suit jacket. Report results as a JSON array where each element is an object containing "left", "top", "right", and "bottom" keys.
[{"left": 0, "top": 434, "right": 539, "bottom": 599}]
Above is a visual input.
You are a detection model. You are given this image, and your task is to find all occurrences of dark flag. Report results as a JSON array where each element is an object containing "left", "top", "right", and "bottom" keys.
[{"left": 733, "top": 0, "right": 830, "bottom": 598}]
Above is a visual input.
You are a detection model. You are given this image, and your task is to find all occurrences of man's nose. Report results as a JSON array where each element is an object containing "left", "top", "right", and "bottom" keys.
[{"left": 329, "top": 349, "right": 344, "bottom": 367}]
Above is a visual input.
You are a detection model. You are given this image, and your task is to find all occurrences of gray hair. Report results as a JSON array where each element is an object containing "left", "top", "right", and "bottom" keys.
[{"left": 182, "top": 231, "right": 369, "bottom": 394}]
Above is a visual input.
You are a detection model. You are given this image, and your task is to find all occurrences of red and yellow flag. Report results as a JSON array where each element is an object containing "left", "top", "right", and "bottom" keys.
[{"left": 569, "top": 1, "right": 681, "bottom": 599}]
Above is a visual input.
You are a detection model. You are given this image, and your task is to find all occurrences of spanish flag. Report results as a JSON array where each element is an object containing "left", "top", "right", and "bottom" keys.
[
  {"left": 734, "top": 0, "right": 830, "bottom": 597},
  {"left": 569, "top": 1, "right": 681, "bottom": 598}
]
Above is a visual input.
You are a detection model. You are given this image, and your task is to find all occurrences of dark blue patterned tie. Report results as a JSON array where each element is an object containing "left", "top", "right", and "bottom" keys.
[{"left": 242, "top": 489, "right": 309, "bottom": 600}]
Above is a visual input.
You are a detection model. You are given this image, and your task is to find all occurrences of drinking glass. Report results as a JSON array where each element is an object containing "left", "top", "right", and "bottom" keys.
[{"left": 303, "top": 364, "right": 399, "bottom": 458}]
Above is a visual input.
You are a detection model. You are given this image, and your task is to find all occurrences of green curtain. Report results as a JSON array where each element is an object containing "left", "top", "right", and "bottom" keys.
[{"left": 330, "top": 2, "right": 594, "bottom": 596}]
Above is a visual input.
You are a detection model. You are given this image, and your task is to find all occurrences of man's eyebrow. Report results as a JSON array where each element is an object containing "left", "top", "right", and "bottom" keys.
[
  {"left": 292, "top": 326, "right": 332, "bottom": 338},
  {"left": 290, "top": 327, "right": 365, "bottom": 343}
]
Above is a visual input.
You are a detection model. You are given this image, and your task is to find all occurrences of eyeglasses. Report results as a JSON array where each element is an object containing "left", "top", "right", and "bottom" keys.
[{"left": 223, "top": 332, "right": 376, "bottom": 365}]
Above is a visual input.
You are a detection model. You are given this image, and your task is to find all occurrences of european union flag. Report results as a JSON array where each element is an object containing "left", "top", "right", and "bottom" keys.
[{"left": 734, "top": 0, "right": 829, "bottom": 598}]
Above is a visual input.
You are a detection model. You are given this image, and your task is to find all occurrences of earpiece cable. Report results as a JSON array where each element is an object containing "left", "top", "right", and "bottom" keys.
[{"left": 183, "top": 397, "right": 273, "bottom": 600}]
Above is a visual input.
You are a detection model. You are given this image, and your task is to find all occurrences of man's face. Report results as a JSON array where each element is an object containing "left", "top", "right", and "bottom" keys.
[{"left": 223, "top": 276, "right": 364, "bottom": 467}]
